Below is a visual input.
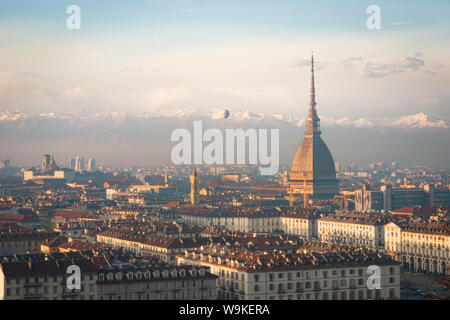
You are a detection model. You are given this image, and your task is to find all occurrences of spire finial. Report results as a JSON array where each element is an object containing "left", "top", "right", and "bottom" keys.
[
  {"left": 305, "top": 51, "right": 320, "bottom": 136},
  {"left": 310, "top": 52, "right": 316, "bottom": 109}
]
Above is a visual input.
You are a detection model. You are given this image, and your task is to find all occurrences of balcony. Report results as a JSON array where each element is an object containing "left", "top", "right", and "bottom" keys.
[
  {"left": 62, "top": 289, "right": 79, "bottom": 297},
  {"left": 24, "top": 292, "right": 43, "bottom": 299}
]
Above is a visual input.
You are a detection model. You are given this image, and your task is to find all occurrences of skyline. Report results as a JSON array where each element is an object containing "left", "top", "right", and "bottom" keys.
[{"left": 0, "top": 1, "right": 449, "bottom": 305}]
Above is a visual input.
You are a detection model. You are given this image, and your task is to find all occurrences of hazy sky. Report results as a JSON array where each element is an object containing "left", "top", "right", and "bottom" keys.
[{"left": 0, "top": 0, "right": 449, "bottom": 119}]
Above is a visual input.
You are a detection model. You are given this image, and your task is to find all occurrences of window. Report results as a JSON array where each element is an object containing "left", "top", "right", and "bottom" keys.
[{"left": 389, "top": 288, "right": 396, "bottom": 298}]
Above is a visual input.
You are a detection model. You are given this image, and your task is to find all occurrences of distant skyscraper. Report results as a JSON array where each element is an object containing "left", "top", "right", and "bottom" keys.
[
  {"left": 42, "top": 154, "right": 51, "bottom": 172},
  {"left": 288, "top": 54, "right": 339, "bottom": 205},
  {"left": 0, "top": 159, "right": 10, "bottom": 169},
  {"left": 334, "top": 162, "right": 340, "bottom": 172},
  {"left": 75, "top": 156, "right": 85, "bottom": 172},
  {"left": 190, "top": 169, "right": 199, "bottom": 206},
  {"left": 41, "top": 154, "right": 58, "bottom": 173},
  {"left": 87, "top": 158, "right": 96, "bottom": 172},
  {"left": 68, "top": 158, "right": 76, "bottom": 170}
]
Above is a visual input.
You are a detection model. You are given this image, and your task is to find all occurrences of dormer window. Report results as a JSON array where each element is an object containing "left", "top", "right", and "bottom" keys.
[
  {"left": 171, "top": 270, "right": 178, "bottom": 277},
  {"left": 163, "top": 270, "right": 169, "bottom": 278}
]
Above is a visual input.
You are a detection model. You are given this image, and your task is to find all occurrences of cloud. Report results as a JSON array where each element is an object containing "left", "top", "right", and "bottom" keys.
[
  {"left": 390, "top": 112, "right": 448, "bottom": 129},
  {"left": 233, "top": 111, "right": 265, "bottom": 119},
  {"left": 211, "top": 109, "right": 230, "bottom": 120},
  {"left": 276, "top": 58, "right": 327, "bottom": 70},
  {"left": 343, "top": 55, "right": 425, "bottom": 78},
  {"left": 61, "top": 86, "right": 85, "bottom": 98}
]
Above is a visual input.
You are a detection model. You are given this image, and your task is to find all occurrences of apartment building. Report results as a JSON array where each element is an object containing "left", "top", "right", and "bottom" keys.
[
  {"left": 280, "top": 210, "right": 320, "bottom": 239},
  {"left": 177, "top": 246, "right": 400, "bottom": 300},
  {"left": 0, "top": 223, "right": 58, "bottom": 255},
  {"left": 317, "top": 213, "right": 387, "bottom": 248},
  {"left": 96, "top": 229, "right": 214, "bottom": 263},
  {"left": 0, "top": 252, "right": 107, "bottom": 300},
  {"left": 97, "top": 263, "right": 217, "bottom": 300},
  {"left": 384, "top": 221, "right": 449, "bottom": 275},
  {"left": 176, "top": 208, "right": 281, "bottom": 234},
  {"left": 354, "top": 184, "right": 449, "bottom": 212}
]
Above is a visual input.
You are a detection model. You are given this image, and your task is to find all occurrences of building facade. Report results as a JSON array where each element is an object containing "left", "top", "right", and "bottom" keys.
[
  {"left": 384, "top": 222, "right": 449, "bottom": 275},
  {"left": 97, "top": 263, "right": 217, "bottom": 300},
  {"left": 178, "top": 247, "right": 400, "bottom": 300}
]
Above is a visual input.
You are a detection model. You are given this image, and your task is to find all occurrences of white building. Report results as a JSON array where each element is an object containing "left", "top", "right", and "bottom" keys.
[
  {"left": 384, "top": 221, "right": 449, "bottom": 275},
  {"left": 178, "top": 246, "right": 400, "bottom": 300}
]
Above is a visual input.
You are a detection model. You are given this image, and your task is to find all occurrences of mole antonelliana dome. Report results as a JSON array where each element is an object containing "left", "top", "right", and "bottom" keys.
[{"left": 288, "top": 54, "right": 339, "bottom": 201}]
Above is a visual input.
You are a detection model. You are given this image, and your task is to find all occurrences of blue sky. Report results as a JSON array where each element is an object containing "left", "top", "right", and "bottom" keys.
[{"left": 0, "top": 0, "right": 449, "bottom": 120}]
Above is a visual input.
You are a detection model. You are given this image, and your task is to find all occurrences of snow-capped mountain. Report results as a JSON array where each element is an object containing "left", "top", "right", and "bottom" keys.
[{"left": 0, "top": 110, "right": 448, "bottom": 168}]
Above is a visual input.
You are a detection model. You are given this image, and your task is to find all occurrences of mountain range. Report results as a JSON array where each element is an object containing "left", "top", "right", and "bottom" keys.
[{"left": 0, "top": 110, "right": 448, "bottom": 168}]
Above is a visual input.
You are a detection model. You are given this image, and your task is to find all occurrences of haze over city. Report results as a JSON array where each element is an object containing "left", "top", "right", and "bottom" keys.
[
  {"left": 0, "top": 0, "right": 449, "bottom": 168},
  {"left": 0, "top": 0, "right": 449, "bottom": 308}
]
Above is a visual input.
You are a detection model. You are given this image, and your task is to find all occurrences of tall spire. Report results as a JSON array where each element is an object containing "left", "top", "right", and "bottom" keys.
[
  {"left": 305, "top": 52, "right": 321, "bottom": 136},
  {"left": 310, "top": 51, "right": 316, "bottom": 109}
]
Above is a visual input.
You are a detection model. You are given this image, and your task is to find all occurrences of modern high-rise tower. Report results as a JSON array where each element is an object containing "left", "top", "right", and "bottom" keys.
[
  {"left": 75, "top": 156, "right": 85, "bottom": 172},
  {"left": 87, "top": 158, "right": 96, "bottom": 172},
  {"left": 41, "top": 154, "right": 58, "bottom": 173},
  {"left": 288, "top": 53, "right": 339, "bottom": 205}
]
